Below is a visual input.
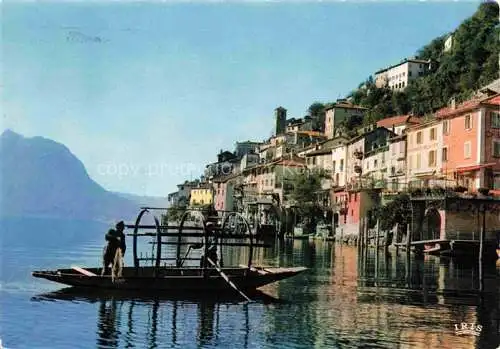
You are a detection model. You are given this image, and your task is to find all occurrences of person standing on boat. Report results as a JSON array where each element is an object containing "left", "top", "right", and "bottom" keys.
[
  {"left": 101, "top": 221, "right": 126, "bottom": 275},
  {"left": 115, "top": 221, "right": 126, "bottom": 255}
]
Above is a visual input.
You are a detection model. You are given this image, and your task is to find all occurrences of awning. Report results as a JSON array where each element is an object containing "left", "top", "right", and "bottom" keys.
[
  {"left": 414, "top": 170, "right": 437, "bottom": 178},
  {"left": 455, "top": 163, "right": 496, "bottom": 173}
]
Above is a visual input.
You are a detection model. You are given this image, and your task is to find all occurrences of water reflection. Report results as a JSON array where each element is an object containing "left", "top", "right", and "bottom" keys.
[
  {"left": 259, "top": 240, "right": 499, "bottom": 349},
  {"left": 6, "top": 216, "right": 500, "bottom": 349},
  {"left": 32, "top": 288, "right": 272, "bottom": 349}
]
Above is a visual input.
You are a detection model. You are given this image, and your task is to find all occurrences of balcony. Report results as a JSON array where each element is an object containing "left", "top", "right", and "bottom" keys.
[{"left": 347, "top": 178, "right": 386, "bottom": 192}]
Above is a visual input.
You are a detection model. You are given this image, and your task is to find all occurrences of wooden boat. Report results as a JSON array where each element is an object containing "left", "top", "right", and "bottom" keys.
[
  {"left": 32, "top": 265, "right": 306, "bottom": 292},
  {"left": 32, "top": 208, "right": 308, "bottom": 297}
]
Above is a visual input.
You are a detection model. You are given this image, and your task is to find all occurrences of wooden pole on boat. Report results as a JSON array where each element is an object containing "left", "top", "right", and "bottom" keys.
[
  {"left": 154, "top": 216, "right": 162, "bottom": 271},
  {"left": 206, "top": 257, "right": 251, "bottom": 302}
]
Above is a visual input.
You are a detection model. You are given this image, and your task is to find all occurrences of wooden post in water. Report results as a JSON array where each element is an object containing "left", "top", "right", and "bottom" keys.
[
  {"left": 479, "top": 204, "right": 486, "bottom": 292},
  {"left": 405, "top": 222, "right": 411, "bottom": 286}
]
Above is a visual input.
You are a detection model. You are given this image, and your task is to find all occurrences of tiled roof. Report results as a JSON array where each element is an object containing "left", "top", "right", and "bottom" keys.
[
  {"left": 374, "top": 58, "right": 430, "bottom": 74},
  {"left": 479, "top": 78, "right": 500, "bottom": 94},
  {"left": 376, "top": 115, "right": 421, "bottom": 128},
  {"left": 275, "top": 159, "right": 306, "bottom": 167},
  {"left": 212, "top": 173, "right": 241, "bottom": 183},
  {"left": 295, "top": 130, "right": 326, "bottom": 137},
  {"left": 436, "top": 93, "right": 500, "bottom": 118},
  {"left": 325, "top": 103, "right": 368, "bottom": 111},
  {"left": 305, "top": 148, "right": 332, "bottom": 156}
]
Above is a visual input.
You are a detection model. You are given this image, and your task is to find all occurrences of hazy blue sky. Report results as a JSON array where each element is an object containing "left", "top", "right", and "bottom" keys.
[{"left": 2, "top": 1, "right": 479, "bottom": 197}]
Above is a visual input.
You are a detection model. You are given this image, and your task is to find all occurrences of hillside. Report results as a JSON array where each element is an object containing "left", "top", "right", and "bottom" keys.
[
  {"left": 0, "top": 130, "right": 139, "bottom": 222},
  {"left": 349, "top": 2, "right": 499, "bottom": 122}
]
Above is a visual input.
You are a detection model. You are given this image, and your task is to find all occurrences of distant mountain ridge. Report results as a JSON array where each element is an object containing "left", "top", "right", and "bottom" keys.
[
  {"left": 0, "top": 130, "right": 140, "bottom": 222},
  {"left": 113, "top": 192, "right": 169, "bottom": 209}
]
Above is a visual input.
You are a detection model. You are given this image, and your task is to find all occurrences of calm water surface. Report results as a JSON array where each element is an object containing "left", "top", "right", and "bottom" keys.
[{"left": 1, "top": 217, "right": 499, "bottom": 349}]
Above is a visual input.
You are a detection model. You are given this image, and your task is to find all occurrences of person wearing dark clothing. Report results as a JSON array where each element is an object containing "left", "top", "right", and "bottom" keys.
[
  {"left": 115, "top": 221, "right": 126, "bottom": 255},
  {"left": 101, "top": 221, "right": 126, "bottom": 276}
]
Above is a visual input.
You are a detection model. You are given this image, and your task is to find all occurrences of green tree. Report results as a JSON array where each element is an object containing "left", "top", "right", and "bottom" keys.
[
  {"left": 307, "top": 102, "right": 326, "bottom": 132},
  {"left": 163, "top": 203, "right": 187, "bottom": 223},
  {"left": 373, "top": 193, "right": 411, "bottom": 231},
  {"left": 289, "top": 169, "right": 328, "bottom": 232}
]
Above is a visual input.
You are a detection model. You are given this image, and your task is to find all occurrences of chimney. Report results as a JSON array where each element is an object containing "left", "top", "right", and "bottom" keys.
[{"left": 450, "top": 98, "right": 456, "bottom": 110}]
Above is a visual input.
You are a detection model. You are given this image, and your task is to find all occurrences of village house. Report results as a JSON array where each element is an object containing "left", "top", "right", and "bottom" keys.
[
  {"left": 436, "top": 93, "right": 500, "bottom": 193},
  {"left": 405, "top": 119, "right": 445, "bottom": 189},
  {"left": 168, "top": 180, "right": 199, "bottom": 207},
  {"left": 374, "top": 57, "right": 431, "bottom": 90},
  {"left": 212, "top": 173, "right": 240, "bottom": 212},
  {"left": 377, "top": 115, "right": 421, "bottom": 192},
  {"left": 324, "top": 101, "right": 367, "bottom": 139},
  {"left": 189, "top": 183, "right": 213, "bottom": 207},
  {"left": 205, "top": 150, "right": 239, "bottom": 179},
  {"left": 335, "top": 127, "right": 396, "bottom": 239}
]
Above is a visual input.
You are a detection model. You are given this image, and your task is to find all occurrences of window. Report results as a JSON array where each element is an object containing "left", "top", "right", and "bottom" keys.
[
  {"left": 430, "top": 128, "right": 436, "bottom": 141},
  {"left": 409, "top": 71, "right": 412, "bottom": 77},
  {"left": 494, "top": 140, "right": 500, "bottom": 158},
  {"left": 464, "top": 141, "right": 471, "bottom": 159},
  {"left": 465, "top": 114, "right": 472, "bottom": 129},
  {"left": 442, "top": 147, "right": 448, "bottom": 162},
  {"left": 392, "top": 145, "right": 396, "bottom": 155},
  {"left": 443, "top": 120, "right": 450, "bottom": 135},
  {"left": 335, "top": 173, "right": 339, "bottom": 184},
  {"left": 417, "top": 131, "right": 422, "bottom": 144},
  {"left": 418, "top": 71, "right": 423, "bottom": 76},
  {"left": 333, "top": 161, "right": 336, "bottom": 172},
  {"left": 340, "top": 159, "right": 344, "bottom": 172},
  {"left": 374, "top": 159, "right": 378, "bottom": 168},
  {"left": 492, "top": 112, "right": 500, "bottom": 128},
  {"left": 428, "top": 150, "right": 436, "bottom": 167},
  {"left": 416, "top": 153, "right": 421, "bottom": 169}
]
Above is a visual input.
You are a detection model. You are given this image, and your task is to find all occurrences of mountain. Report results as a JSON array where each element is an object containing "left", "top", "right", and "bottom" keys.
[
  {"left": 113, "top": 192, "right": 169, "bottom": 209},
  {"left": 0, "top": 130, "right": 139, "bottom": 222}
]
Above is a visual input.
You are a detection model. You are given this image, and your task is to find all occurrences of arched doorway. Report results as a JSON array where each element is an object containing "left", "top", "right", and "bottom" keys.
[{"left": 422, "top": 208, "right": 441, "bottom": 240}]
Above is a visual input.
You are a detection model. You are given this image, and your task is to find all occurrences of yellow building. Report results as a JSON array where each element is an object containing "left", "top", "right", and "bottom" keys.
[{"left": 189, "top": 185, "right": 213, "bottom": 207}]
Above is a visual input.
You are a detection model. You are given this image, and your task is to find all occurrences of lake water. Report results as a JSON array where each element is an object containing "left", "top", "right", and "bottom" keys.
[{"left": 1, "top": 217, "right": 499, "bottom": 349}]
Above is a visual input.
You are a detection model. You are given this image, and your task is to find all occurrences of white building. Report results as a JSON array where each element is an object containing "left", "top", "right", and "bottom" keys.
[
  {"left": 443, "top": 35, "right": 453, "bottom": 53},
  {"left": 331, "top": 141, "right": 348, "bottom": 188},
  {"left": 406, "top": 120, "right": 445, "bottom": 188},
  {"left": 374, "top": 58, "right": 431, "bottom": 91}
]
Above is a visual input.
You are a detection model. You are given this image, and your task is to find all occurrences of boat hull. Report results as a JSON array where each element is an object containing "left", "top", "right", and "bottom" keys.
[{"left": 32, "top": 266, "right": 307, "bottom": 292}]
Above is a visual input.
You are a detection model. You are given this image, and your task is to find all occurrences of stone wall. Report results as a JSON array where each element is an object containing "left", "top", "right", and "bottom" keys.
[{"left": 443, "top": 210, "right": 499, "bottom": 240}]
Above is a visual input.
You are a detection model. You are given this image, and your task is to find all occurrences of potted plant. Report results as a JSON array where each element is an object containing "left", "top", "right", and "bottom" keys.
[
  {"left": 409, "top": 188, "right": 423, "bottom": 197},
  {"left": 353, "top": 150, "right": 363, "bottom": 160},
  {"left": 453, "top": 185, "right": 468, "bottom": 193},
  {"left": 431, "top": 186, "right": 445, "bottom": 196},
  {"left": 478, "top": 187, "right": 490, "bottom": 196}
]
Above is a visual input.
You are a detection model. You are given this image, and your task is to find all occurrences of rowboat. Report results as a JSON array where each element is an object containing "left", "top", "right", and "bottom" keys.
[
  {"left": 32, "top": 208, "right": 308, "bottom": 299},
  {"left": 32, "top": 265, "right": 306, "bottom": 292}
]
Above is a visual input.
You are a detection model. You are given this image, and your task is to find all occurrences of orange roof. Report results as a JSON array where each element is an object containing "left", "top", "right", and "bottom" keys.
[
  {"left": 376, "top": 115, "right": 421, "bottom": 128},
  {"left": 436, "top": 93, "right": 500, "bottom": 118},
  {"left": 274, "top": 159, "right": 306, "bottom": 167},
  {"left": 295, "top": 130, "right": 325, "bottom": 138}
]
